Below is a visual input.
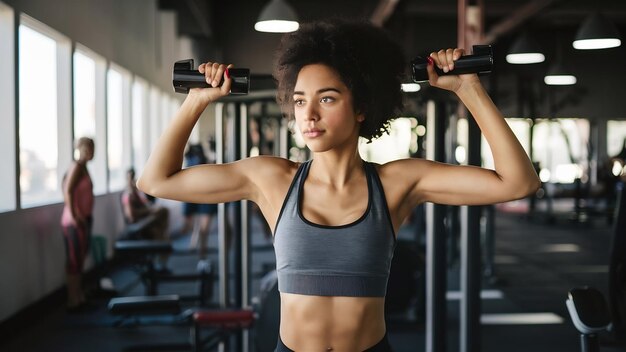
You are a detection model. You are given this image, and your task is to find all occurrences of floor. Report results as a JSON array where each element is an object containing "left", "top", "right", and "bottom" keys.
[{"left": 1, "top": 200, "right": 623, "bottom": 352}]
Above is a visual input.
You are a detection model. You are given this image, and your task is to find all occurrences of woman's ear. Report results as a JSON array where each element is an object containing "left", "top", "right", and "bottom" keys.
[{"left": 356, "top": 112, "right": 365, "bottom": 123}]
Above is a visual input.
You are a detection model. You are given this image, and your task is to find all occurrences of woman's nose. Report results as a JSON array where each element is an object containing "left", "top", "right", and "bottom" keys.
[{"left": 303, "top": 103, "right": 320, "bottom": 121}]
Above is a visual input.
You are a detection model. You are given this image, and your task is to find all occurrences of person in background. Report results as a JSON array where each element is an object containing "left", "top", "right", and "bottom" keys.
[
  {"left": 122, "top": 168, "right": 170, "bottom": 241},
  {"left": 181, "top": 143, "right": 217, "bottom": 259},
  {"left": 61, "top": 137, "right": 95, "bottom": 312}
]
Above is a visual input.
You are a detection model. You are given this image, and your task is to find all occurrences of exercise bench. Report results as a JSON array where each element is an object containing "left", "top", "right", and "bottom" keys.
[{"left": 114, "top": 240, "right": 214, "bottom": 305}]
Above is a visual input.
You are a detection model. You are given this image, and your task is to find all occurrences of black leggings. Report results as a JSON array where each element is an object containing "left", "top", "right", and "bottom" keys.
[{"left": 275, "top": 332, "right": 392, "bottom": 352}]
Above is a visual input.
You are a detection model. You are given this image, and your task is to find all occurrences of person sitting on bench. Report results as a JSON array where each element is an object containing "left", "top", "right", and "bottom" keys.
[
  {"left": 121, "top": 168, "right": 171, "bottom": 271},
  {"left": 122, "top": 167, "right": 170, "bottom": 241}
]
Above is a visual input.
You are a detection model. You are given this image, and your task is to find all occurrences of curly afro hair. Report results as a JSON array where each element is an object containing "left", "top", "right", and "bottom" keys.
[{"left": 273, "top": 18, "right": 405, "bottom": 142}]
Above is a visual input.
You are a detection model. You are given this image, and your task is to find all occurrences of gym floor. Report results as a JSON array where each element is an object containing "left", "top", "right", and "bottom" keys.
[{"left": 0, "top": 200, "right": 622, "bottom": 352}]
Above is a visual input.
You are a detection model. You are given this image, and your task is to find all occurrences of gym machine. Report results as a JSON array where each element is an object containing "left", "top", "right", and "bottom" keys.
[
  {"left": 566, "top": 183, "right": 626, "bottom": 351},
  {"left": 566, "top": 287, "right": 611, "bottom": 352}
]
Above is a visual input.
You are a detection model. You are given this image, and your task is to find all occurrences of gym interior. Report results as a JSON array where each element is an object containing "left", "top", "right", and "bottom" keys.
[{"left": 0, "top": 0, "right": 625, "bottom": 351}]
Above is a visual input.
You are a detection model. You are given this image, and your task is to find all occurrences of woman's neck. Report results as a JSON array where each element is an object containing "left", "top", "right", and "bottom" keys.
[{"left": 309, "top": 150, "right": 364, "bottom": 189}]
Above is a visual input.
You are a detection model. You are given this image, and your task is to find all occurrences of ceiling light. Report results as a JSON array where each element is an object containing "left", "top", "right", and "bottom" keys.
[
  {"left": 573, "top": 12, "right": 621, "bottom": 50},
  {"left": 401, "top": 83, "right": 420, "bottom": 92},
  {"left": 544, "top": 62, "right": 577, "bottom": 86},
  {"left": 506, "top": 33, "right": 545, "bottom": 64},
  {"left": 255, "top": 0, "right": 299, "bottom": 33}
]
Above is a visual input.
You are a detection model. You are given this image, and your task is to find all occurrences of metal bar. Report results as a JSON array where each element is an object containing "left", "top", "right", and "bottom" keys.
[
  {"left": 215, "top": 102, "right": 228, "bottom": 309},
  {"left": 426, "top": 100, "right": 447, "bottom": 352},
  {"left": 460, "top": 112, "right": 483, "bottom": 352},
  {"left": 483, "top": 204, "right": 496, "bottom": 279},
  {"left": 370, "top": 0, "right": 401, "bottom": 27},
  {"left": 229, "top": 103, "right": 243, "bottom": 352},
  {"left": 185, "top": 0, "right": 212, "bottom": 37},
  {"left": 459, "top": 2, "right": 484, "bottom": 350},
  {"left": 483, "top": 0, "right": 557, "bottom": 44},
  {"left": 280, "top": 117, "right": 289, "bottom": 159},
  {"left": 240, "top": 103, "right": 250, "bottom": 308},
  {"left": 240, "top": 103, "right": 251, "bottom": 352},
  {"left": 233, "top": 103, "right": 242, "bottom": 309}
]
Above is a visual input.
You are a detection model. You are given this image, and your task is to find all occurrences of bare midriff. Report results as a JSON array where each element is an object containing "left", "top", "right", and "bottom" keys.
[{"left": 279, "top": 292, "right": 387, "bottom": 351}]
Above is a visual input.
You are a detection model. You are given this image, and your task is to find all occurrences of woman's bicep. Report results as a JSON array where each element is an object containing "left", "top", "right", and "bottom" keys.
[
  {"left": 138, "top": 158, "right": 259, "bottom": 204},
  {"left": 409, "top": 160, "right": 526, "bottom": 206}
]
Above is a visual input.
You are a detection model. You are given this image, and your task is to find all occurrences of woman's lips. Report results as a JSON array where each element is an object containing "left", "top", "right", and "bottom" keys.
[{"left": 303, "top": 129, "right": 325, "bottom": 138}]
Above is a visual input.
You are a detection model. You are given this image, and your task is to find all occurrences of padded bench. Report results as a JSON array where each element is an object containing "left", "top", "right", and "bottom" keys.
[
  {"left": 107, "top": 295, "right": 254, "bottom": 351},
  {"left": 114, "top": 240, "right": 215, "bottom": 303},
  {"left": 191, "top": 309, "right": 256, "bottom": 352},
  {"left": 115, "top": 239, "right": 173, "bottom": 256},
  {"left": 108, "top": 294, "right": 182, "bottom": 316}
]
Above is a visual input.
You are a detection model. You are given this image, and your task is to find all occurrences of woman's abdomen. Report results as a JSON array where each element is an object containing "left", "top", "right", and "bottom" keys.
[{"left": 279, "top": 293, "right": 386, "bottom": 350}]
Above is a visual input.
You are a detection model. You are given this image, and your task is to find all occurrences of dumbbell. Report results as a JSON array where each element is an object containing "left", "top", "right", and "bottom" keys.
[
  {"left": 173, "top": 59, "right": 250, "bottom": 95},
  {"left": 411, "top": 45, "right": 493, "bottom": 83}
]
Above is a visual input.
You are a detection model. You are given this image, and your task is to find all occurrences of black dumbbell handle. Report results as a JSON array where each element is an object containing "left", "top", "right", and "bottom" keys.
[
  {"left": 173, "top": 59, "right": 250, "bottom": 95},
  {"left": 411, "top": 45, "right": 493, "bottom": 83}
]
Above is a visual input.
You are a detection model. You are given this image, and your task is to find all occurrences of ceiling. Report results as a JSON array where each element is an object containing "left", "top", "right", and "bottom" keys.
[
  {"left": 157, "top": 0, "right": 626, "bottom": 118},
  {"left": 159, "top": 0, "right": 626, "bottom": 43},
  {"left": 157, "top": 0, "right": 626, "bottom": 72}
]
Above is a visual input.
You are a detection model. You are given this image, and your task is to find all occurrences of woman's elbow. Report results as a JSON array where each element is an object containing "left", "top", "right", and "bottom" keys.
[
  {"left": 136, "top": 176, "right": 155, "bottom": 196},
  {"left": 530, "top": 176, "right": 542, "bottom": 194},
  {"left": 514, "top": 176, "right": 541, "bottom": 200}
]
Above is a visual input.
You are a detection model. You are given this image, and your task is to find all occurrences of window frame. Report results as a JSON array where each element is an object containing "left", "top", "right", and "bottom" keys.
[
  {"left": 18, "top": 14, "right": 72, "bottom": 208},
  {"left": 73, "top": 43, "right": 107, "bottom": 195},
  {"left": 0, "top": 1, "right": 15, "bottom": 212},
  {"left": 106, "top": 62, "right": 133, "bottom": 192}
]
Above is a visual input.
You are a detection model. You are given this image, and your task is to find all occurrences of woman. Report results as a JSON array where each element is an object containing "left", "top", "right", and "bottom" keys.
[
  {"left": 139, "top": 19, "right": 540, "bottom": 352},
  {"left": 61, "top": 137, "right": 95, "bottom": 312}
]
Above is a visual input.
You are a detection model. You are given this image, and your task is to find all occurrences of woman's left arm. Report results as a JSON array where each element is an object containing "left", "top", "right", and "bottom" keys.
[{"left": 406, "top": 48, "right": 540, "bottom": 206}]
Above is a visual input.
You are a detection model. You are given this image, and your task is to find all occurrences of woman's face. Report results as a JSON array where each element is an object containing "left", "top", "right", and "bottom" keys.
[
  {"left": 293, "top": 64, "right": 364, "bottom": 153},
  {"left": 78, "top": 143, "right": 94, "bottom": 161}
]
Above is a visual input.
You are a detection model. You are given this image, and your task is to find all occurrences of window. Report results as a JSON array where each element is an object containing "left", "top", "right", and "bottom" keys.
[
  {"left": 73, "top": 51, "right": 96, "bottom": 139},
  {"left": 481, "top": 118, "right": 532, "bottom": 170},
  {"left": 532, "top": 118, "right": 589, "bottom": 183},
  {"left": 149, "top": 86, "right": 161, "bottom": 152},
  {"left": 131, "top": 77, "right": 148, "bottom": 173},
  {"left": 73, "top": 45, "right": 106, "bottom": 195},
  {"left": 607, "top": 120, "right": 626, "bottom": 158},
  {"left": 359, "top": 118, "right": 413, "bottom": 164},
  {"left": 107, "top": 64, "right": 131, "bottom": 192},
  {"left": 160, "top": 93, "right": 171, "bottom": 141},
  {"left": 0, "top": 2, "right": 15, "bottom": 212},
  {"left": 19, "top": 15, "right": 71, "bottom": 208},
  {"left": 169, "top": 96, "right": 181, "bottom": 125}
]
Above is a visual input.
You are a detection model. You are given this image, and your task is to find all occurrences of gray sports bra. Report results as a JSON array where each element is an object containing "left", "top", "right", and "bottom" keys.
[{"left": 273, "top": 160, "right": 396, "bottom": 297}]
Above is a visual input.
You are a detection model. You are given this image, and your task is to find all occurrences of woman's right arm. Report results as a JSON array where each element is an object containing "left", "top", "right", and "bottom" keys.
[
  {"left": 137, "top": 62, "right": 265, "bottom": 205},
  {"left": 64, "top": 163, "right": 84, "bottom": 226}
]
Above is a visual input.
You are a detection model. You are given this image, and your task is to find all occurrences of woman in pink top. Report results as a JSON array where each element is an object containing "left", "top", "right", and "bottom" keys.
[{"left": 61, "top": 137, "right": 95, "bottom": 311}]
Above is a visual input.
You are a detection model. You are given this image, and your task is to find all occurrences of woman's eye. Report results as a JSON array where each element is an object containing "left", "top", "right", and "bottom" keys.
[
  {"left": 294, "top": 99, "right": 304, "bottom": 106},
  {"left": 320, "top": 96, "right": 335, "bottom": 103}
]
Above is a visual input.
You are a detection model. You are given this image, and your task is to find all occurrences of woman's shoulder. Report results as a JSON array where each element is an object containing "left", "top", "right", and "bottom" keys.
[
  {"left": 243, "top": 155, "right": 298, "bottom": 168},
  {"left": 66, "top": 161, "right": 87, "bottom": 180},
  {"left": 240, "top": 156, "right": 300, "bottom": 181},
  {"left": 371, "top": 158, "right": 429, "bottom": 175},
  {"left": 240, "top": 156, "right": 302, "bottom": 205}
]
